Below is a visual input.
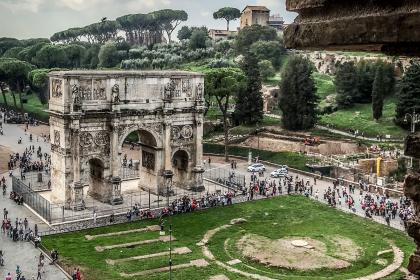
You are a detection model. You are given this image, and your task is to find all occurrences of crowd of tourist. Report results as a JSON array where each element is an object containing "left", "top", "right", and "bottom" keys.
[{"left": 1, "top": 203, "right": 50, "bottom": 280}]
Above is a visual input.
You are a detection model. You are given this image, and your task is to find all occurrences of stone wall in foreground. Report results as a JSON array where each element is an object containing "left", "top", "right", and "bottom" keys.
[
  {"left": 284, "top": 0, "right": 420, "bottom": 55},
  {"left": 404, "top": 133, "right": 420, "bottom": 275}
]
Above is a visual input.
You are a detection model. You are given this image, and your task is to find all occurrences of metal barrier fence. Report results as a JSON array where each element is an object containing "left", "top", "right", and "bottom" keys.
[
  {"left": 17, "top": 171, "right": 51, "bottom": 191},
  {"left": 120, "top": 166, "right": 139, "bottom": 180},
  {"left": 204, "top": 166, "right": 246, "bottom": 190},
  {"left": 45, "top": 180, "right": 228, "bottom": 225},
  {"left": 12, "top": 175, "right": 51, "bottom": 222}
]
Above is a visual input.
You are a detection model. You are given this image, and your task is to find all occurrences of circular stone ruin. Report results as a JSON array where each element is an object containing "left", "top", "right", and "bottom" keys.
[{"left": 291, "top": 240, "right": 309, "bottom": 248}]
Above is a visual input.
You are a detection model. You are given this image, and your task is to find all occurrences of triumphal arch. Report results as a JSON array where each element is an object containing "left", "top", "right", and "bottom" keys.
[{"left": 48, "top": 70, "right": 205, "bottom": 208}]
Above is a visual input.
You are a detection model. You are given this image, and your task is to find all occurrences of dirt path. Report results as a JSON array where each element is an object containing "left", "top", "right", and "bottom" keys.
[
  {"left": 0, "top": 145, "right": 13, "bottom": 174},
  {"left": 19, "top": 124, "right": 50, "bottom": 137}
]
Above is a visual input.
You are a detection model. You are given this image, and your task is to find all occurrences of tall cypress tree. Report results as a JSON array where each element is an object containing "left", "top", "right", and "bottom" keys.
[
  {"left": 372, "top": 63, "right": 386, "bottom": 121},
  {"left": 356, "top": 61, "right": 376, "bottom": 103},
  {"left": 234, "top": 52, "right": 264, "bottom": 125},
  {"left": 395, "top": 63, "right": 420, "bottom": 128},
  {"left": 335, "top": 62, "right": 359, "bottom": 108},
  {"left": 279, "top": 56, "right": 319, "bottom": 130}
]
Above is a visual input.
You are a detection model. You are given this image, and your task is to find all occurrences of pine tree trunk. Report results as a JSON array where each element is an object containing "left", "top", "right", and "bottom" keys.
[
  {"left": 223, "top": 115, "right": 229, "bottom": 162},
  {"left": 11, "top": 92, "right": 17, "bottom": 109},
  {"left": 227, "top": 20, "right": 230, "bottom": 31},
  {"left": 0, "top": 85, "right": 8, "bottom": 106}
]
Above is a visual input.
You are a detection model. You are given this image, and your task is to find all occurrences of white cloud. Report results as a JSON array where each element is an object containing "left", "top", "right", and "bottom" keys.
[
  {"left": 0, "top": 0, "right": 45, "bottom": 13},
  {"left": 54, "top": 0, "right": 171, "bottom": 12},
  {"left": 200, "top": 11, "right": 210, "bottom": 17}
]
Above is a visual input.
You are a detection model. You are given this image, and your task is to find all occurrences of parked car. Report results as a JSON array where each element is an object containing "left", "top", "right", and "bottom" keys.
[
  {"left": 247, "top": 163, "right": 266, "bottom": 172},
  {"left": 270, "top": 166, "right": 288, "bottom": 178}
]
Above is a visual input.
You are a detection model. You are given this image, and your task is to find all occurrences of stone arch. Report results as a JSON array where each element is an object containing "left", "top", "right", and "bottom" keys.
[{"left": 118, "top": 125, "right": 163, "bottom": 152}]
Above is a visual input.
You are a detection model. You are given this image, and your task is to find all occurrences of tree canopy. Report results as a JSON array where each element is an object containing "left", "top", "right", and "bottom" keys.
[
  {"left": 395, "top": 63, "right": 420, "bottom": 128},
  {"left": 213, "top": 7, "right": 241, "bottom": 31},
  {"left": 279, "top": 56, "right": 319, "bottom": 130},
  {"left": 235, "top": 25, "right": 278, "bottom": 55},
  {"left": 205, "top": 67, "right": 245, "bottom": 160},
  {"left": 153, "top": 9, "right": 188, "bottom": 43},
  {"left": 235, "top": 52, "right": 264, "bottom": 125}
]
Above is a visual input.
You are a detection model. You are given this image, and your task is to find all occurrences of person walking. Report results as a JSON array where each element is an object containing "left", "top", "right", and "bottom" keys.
[{"left": 36, "top": 264, "right": 42, "bottom": 280}]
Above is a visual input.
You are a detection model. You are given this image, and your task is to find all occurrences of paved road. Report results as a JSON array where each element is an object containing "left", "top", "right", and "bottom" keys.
[
  {"left": 206, "top": 158, "right": 407, "bottom": 231},
  {"left": 0, "top": 117, "right": 66, "bottom": 280}
]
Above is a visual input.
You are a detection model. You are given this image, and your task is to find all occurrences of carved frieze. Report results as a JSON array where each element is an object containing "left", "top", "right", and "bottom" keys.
[
  {"left": 182, "top": 79, "right": 192, "bottom": 97},
  {"left": 112, "top": 84, "right": 120, "bottom": 103},
  {"left": 171, "top": 126, "right": 181, "bottom": 140},
  {"left": 164, "top": 79, "right": 176, "bottom": 100},
  {"left": 79, "top": 131, "right": 110, "bottom": 156},
  {"left": 71, "top": 79, "right": 107, "bottom": 104},
  {"left": 94, "top": 131, "right": 110, "bottom": 146},
  {"left": 196, "top": 83, "right": 203, "bottom": 100},
  {"left": 54, "top": 130, "right": 60, "bottom": 146},
  {"left": 51, "top": 79, "right": 63, "bottom": 98},
  {"left": 80, "top": 132, "right": 94, "bottom": 147},
  {"left": 171, "top": 125, "right": 194, "bottom": 146},
  {"left": 142, "top": 150, "right": 155, "bottom": 170},
  {"left": 180, "top": 125, "right": 193, "bottom": 139}
]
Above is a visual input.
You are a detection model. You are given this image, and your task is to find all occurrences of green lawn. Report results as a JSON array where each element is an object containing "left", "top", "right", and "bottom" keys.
[
  {"left": 0, "top": 92, "right": 48, "bottom": 121},
  {"left": 43, "top": 196, "right": 414, "bottom": 280},
  {"left": 313, "top": 72, "right": 335, "bottom": 99},
  {"left": 204, "top": 143, "right": 313, "bottom": 171},
  {"left": 319, "top": 98, "right": 407, "bottom": 138}
]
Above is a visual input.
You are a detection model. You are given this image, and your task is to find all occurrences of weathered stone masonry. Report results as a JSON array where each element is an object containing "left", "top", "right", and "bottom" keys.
[{"left": 48, "top": 71, "right": 205, "bottom": 208}]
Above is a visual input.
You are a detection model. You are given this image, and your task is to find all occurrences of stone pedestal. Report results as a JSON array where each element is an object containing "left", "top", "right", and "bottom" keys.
[
  {"left": 67, "top": 181, "right": 85, "bottom": 211},
  {"left": 160, "top": 170, "right": 175, "bottom": 197},
  {"left": 110, "top": 177, "right": 123, "bottom": 205},
  {"left": 191, "top": 166, "right": 205, "bottom": 192}
]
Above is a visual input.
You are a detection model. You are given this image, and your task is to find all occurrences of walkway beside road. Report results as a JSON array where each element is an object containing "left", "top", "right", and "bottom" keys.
[
  {"left": 0, "top": 114, "right": 66, "bottom": 279},
  {"left": 315, "top": 125, "right": 405, "bottom": 142},
  {"left": 206, "top": 156, "right": 408, "bottom": 231}
]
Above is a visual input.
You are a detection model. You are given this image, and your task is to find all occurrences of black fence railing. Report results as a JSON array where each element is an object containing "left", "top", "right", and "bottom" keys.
[
  {"left": 204, "top": 166, "right": 246, "bottom": 190},
  {"left": 120, "top": 166, "right": 139, "bottom": 180},
  {"left": 12, "top": 175, "right": 51, "bottom": 222}
]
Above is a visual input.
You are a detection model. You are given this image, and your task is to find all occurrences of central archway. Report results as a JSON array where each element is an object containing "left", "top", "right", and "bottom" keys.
[{"left": 120, "top": 129, "right": 161, "bottom": 192}]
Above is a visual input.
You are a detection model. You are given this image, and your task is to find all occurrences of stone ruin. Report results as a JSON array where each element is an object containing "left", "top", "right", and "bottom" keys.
[
  {"left": 284, "top": 0, "right": 420, "bottom": 55},
  {"left": 404, "top": 133, "right": 420, "bottom": 275},
  {"left": 48, "top": 70, "right": 205, "bottom": 208}
]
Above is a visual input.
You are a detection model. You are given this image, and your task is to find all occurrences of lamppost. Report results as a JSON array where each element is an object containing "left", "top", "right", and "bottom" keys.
[
  {"left": 256, "top": 123, "right": 260, "bottom": 161},
  {"left": 162, "top": 170, "right": 173, "bottom": 280},
  {"left": 404, "top": 109, "right": 420, "bottom": 168}
]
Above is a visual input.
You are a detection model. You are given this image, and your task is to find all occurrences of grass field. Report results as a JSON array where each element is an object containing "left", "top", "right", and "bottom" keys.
[
  {"left": 203, "top": 143, "right": 311, "bottom": 171},
  {"left": 319, "top": 98, "right": 407, "bottom": 138},
  {"left": 313, "top": 72, "right": 335, "bottom": 99},
  {"left": 0, "top": 92, "right": 48, "bottom": 121},
  {"left": 42, "top": 196, "right": 414, "bottom": 280}
]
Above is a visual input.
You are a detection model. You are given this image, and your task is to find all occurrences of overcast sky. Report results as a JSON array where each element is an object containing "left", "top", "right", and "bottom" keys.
[{"left": 0, "top": 0, "right": 297, "bottom": 39}]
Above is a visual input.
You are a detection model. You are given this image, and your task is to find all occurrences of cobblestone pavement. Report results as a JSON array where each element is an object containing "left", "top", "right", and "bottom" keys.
[{"left": 0, "top": 118, "right": 66, "bottom": 279}]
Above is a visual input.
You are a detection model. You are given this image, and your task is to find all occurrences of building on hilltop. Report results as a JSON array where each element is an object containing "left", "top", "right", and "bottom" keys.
[
  {"left": 240, "top": 6, "right": 285, "bottom": 32},
  {"left": 240, "top": 6, "right": 270, "bottom": 29},
  {"left": 208, "top": 29, "right": 238, "bottom": 41},
  {"left": 268, "top": 14, "right": 285, "bottom": 31}
]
